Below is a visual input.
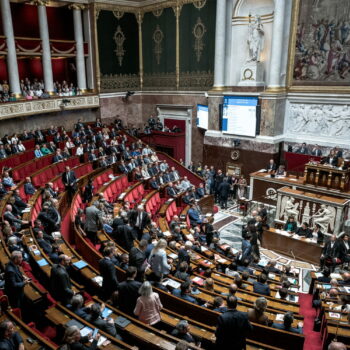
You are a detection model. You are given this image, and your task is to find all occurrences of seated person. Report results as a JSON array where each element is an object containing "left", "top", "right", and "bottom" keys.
[
  {"left": 277, "top": 287, "right": 289, "bottom": 300},
  {"left": 85, "top": 303, "right": 120, "bottom": 338},
  {"left": 188, "top": 204, "right": 202, "bottom": 227},
  {"left": 264, "top": 260, "right": 281, "bottom": 275},
  {"left": 324, "top": 149, "right": 339, "bottom": 167},
  {"left": 253, "top": 274, "right": 270, "bottom": 296},
  {"left": 203, "top": 278, "right": 215, "bottom": 293},
  {"left": 0, "top": 320, "right": 24, "bottom": 350},
  {"left": 266, "top": 159, "right": 277, "bottom": 173},
  {"left": 212, "top": 297, "right": 227, "bottom": 313},
  {"left": 171, "top": 320, "right": 197, "bottom": 344},
  {"left": 296, "top": 222, "right": 312, "bottom": 238},
  {"left": 284, "top": 216, "right": 297, "bottom": 233},
  {"left": 275, "top": 165, "right": 286, "bottom": 177},
  {"left": 272, "top": 312, "right": 303, "bottom": 334},
  {"left": 70, "top": 294, "right": 90, "bottom": 319},
  {"left": 195, "top": 183, "right": 205, "bottom": 199},
  {"left": 247, "top": 297, "right": 269, "bottom": 325},
  {"left": 313, "top": 224, "right": 324, "bottom": 244},
  {"left": 166, "top": 182, "right": 178, "bottom": 198},
  {"left": 172, "top": 281, "right": 198, "bottom": 305},
  {"left": 174, "top": 262, "right": 190, "bottom": 281},
  {"left": 225, "top": 262, "right": 240, "bottom": 278},
  {"left": 237, "top": 259, "right": 254, "bottom": 275},
  {"left": 2, "top": 171, "right": 15, "bottom": 189}
]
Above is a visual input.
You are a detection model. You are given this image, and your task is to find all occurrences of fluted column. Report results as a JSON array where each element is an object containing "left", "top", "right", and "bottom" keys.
[
  {"left": 213, "top": 0, "right": 226, "bottom": 89},
  {"left": 0, "top": 0, "right": 21, "bottom": 95},
  {"left": 35, "top": 0, "right": 54, "bottom": 92},
  {"left": 70, "top": 4, "right": 87, "bottom": 91},
  {"left": 267, "top": 0, "right": 286, "bottom": 89}
]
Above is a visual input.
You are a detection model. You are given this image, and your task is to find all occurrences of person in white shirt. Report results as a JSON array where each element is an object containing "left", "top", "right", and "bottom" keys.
[
  {"left": 17, "top": 141, "right": 26, "bottom": 152},
  {"left": 75, "top": 145, "right": 84, "bottom": 156},
  {"left": 180, "top": 176, "right": 192, "bottom": 191},
  {"left": 65, "top": 138, "right": 75, "bottom": 149}
]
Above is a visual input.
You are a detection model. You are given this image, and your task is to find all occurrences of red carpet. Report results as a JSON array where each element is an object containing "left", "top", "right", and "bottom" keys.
[{"left": 298, "top": 293, "right": 323, "bottom": 350}]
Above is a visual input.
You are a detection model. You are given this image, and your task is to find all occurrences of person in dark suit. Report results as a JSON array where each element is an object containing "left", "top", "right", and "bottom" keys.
[
  {"left": 296, "top": 222, "right": 313, "bottom": 238},
  {"left": 272, "top": 312, "right": 303, "bottom": 334},
  {"left": 177, "top": 241, "right": 192, "bottom": 267},
  {"left": 0, "top": 320, "right": 24, "bottom": 350},
  {"left": 3, "top": 205, "right": 29, "bottom": 232},
  {"left": 215, "top": 296, "right": 253, "bottom": 349},
  {"left": 24, "top": 177, "right": 36, "bottom": 196},
  {"left": 311, "top": 145, "right": 322, "bottom": 157},
  {"left": 313, "top": 224, "right": 324, "bottom": 245},
  {"left": 116, "top": 267, "right": 142, "bottom": 315},
  {"left": 195, "top": 183, "right": 205, "bottom": 199},
  {"left": 253, "top": 274, "right": 270, "bottom": 296},
  {"left": 149, "top": 177, "right": 159, "bottom": 190},
  {"left": 217, "top": 178, "right": 231, "bottom": 209},
  {"left": 320, "top": 235, "right": 341, "bottom": 270},
  {"left": 296, "top": 142, "right": 309, "bottom": 154},
  {"left": 36, "top": 230, "right": 52, "bottom": 254},
  {"left": 214, "top": 169, "right": 224, "bottom": 202},
  {"left": 166, "top": 182, "right": 178, "bottom": 198},
  {"left": 52, "top": 149, "right": 64, "bottom": 163},
  {"left": 99, "top": 247, "right": 119, "bottom": 300},
  {"left": 324, "top": 150, "right": 339, "bottom": 167},
  {"left": 50, "top": 254, "right": 74, "bottom": 305},
  {"left": 114, "top": 218, "right": 135, "bottom": 252},
  {"left": 129, "top": 240, "right": 148, "bottom": 280},
  {"left": 339, "top": 234, "right": 350, "bottom": 263},
  {"left": 128, "top": 205, "right": 151, "bottom": 240},
  {"left": 4, "top": 251, "right": 30, "bottom": 309},
  {"left": 86, "top": 303, "right": 119, "bottom": 338},
  {"left": 188, "top": 204, "right": 202, "bottom": 227},
  {"left": 266, "top": 159, "right": 277, "bottom": 173},
  {"left": 316, "top": 268, "right": 331, "bottom": 283},
  {"left": 241, "top": 234, "right": 252, "bottom": 262},
  {"left": 70, "top": 294, "right": 90, "bottom": 320},
  {"left": 62, "top": 166, "right": 77, "bottom": 196}
]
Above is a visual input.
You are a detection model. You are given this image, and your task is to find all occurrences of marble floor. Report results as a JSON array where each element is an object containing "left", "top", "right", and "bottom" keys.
[{"left": 213, "top": 200, "right": 317, "bottom": 293}]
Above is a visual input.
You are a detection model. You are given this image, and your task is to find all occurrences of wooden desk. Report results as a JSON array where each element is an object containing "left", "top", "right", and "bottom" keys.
[
  {"left": 262, "top": 228, "right": 322, "bottom": 265},
  {"left": 304, "top": 163, "right": 350, "bottom": 192}
]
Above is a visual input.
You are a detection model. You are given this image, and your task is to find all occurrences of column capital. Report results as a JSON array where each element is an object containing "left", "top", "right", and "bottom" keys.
[
  {"left": 135, "top": 10, "right": 143, "bottom": 25},
  {"left": 29, "top": 0, "right": 48, "bottom": 6},
  {"left": 68, "top": 3, "right": 86, "bottom": 11}
]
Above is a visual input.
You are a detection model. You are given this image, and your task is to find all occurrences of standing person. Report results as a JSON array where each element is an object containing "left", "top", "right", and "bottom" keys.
[
  {"left": 215, "top": 296, "right": 253, "bottom": 349},
  {"left": 237, "top": 175, "right": 247, "bottom": 199},
  {"left": 62, "top": 166, "right": 77, "bottom": 197},
  {"left": 99, "top": 247, "right": 119, "bottom": 300},
  {"left": 4, "top": 251, "right": 30, "bottom": 309},
  {"left": 134, "top": 281, "right": 163, "bottom": 326},
  {"left": 214, "top": 169, "right": 224, "bottom": 203},
  {"left": 129, "top": 205, "right": 151, "bottom": 240},
  {"left": 217, "top": 178, "right": 231, "bottom": 209},
  {"left": 148, "top": 239, "right": 171, "bottom": 279},
  {"left": 84, "top": 201, "right": 103, "bottom": 245},
  {"left": 117, "top": 266, "right": 142, "bottom": 315},
  {"left": 50, "top": 254, "right": 74, "bottom": 305}
]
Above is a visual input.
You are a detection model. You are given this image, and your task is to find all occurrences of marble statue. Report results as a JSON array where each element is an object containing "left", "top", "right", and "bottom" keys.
[
  {"left": 281, "top": 197, "right": 299, "bottom": 221},
  {"left": 312, "top": 204, "right": 336, "bottom": 232},
  {"left": 247, "top": 15, "right": 264, "bottom": 62},
  {"left": 302, "top": 202, "right": 311, "bottom": 225}
]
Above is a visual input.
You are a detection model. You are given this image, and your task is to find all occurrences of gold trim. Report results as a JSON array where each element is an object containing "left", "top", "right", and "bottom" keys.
[
  {"left": 264, "top": 87, "right": 287, "bottom": 93},
  {"left": 68, "top": 4, "right": 85, "bottom": 11},
  {"left": 153, "top": 25, "right": 164, "bottom": 65},
  {"left": 136, "top": 11, "right": 144, "bottom": 89},
  {"left": 113, "top": 10, "right": 124, "bottom": 20},
  {"left": 113, "top": 25, "right": 126, "bottom": 67},
  {"left": 93, "top": 3, "right": 101, "bottom": 93},
  {"left": 173, "top": 1, "right": 182, "bottom": 90},
  {"left": 29, "top": 0, "right": 48, "bottom": 6},
  {"left": 152, "top": 8, "right": 164, "bottom": 17},
  {"left": 193, "top": 17, "right": 206, "bottom": 62},
  {"left": 193, "top": 0, "right": 206, "bottom": 10}
]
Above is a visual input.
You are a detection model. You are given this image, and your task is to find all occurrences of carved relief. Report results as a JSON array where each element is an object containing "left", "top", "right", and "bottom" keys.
[
  {"left": 193, "top": 0, "right": 206, "bottom": 9},
  {"left": 193, "top": 17, "right": 206, "bottom": 62},
  {"left": 153, "top": 25, "right": 164, "bottom": 65},
  {"left": 113, "top": 25, "right": 126, "bottom": 67},
  {"left": 101, "top": 74, "right": 140, "bottom": 92},
  {"left": 113, "top": 10, "right": 124, "bottom": 20},
  {"left": 288, "top": 103, "right": 350, "bottom": 138},
  {"left": 152, "top": 8, "right": 163, "bottom": 17}
]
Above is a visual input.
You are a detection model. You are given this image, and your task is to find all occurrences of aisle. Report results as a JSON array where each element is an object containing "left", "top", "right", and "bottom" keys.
[{"left": 298, "top": 293, "right": 323, "bottom": 350}]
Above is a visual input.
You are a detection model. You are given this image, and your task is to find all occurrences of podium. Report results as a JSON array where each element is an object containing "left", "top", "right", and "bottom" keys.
[{"left": 304, "top": 163, "right": 350, "bottom": 192}]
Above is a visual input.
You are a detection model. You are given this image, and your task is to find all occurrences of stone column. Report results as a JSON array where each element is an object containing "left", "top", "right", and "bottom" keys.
[
  {"left": 70, "top": 4, "right": 87, "bottom": 91},
  {"left": 83, "top": 7, "right": 95, "bottom": 90},
  {"left": 36, "top": 0, "right": 54, "bottom": 93},
  {"left": 267, "top": 0, "right": 286, "bottom": 89},
  {"left": 0, "top": 0, "right": 21, "bottom": 95},
  {"left": 213, "top": 0, "right": 226, "bottom": 89},
  {"left": 224, "top": 0, "right": 233, "bottom": 87}
]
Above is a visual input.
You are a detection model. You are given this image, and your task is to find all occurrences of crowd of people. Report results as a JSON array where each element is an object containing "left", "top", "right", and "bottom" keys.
[
  {"left": 0, "top": 119, "right": 349, "bottom": 350},
  {"left": 0, "top": 78, "right": 81, "bottom": 103}
]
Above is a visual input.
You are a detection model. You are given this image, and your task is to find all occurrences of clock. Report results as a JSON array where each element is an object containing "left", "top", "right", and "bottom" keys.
[{"left": 231, "top": 150, "right": 240, "bottom": 160}]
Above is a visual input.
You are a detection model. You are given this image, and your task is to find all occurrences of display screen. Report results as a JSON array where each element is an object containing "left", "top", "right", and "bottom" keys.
[{"left": 196, "top": 104, "right": 209, "bottom": 130}]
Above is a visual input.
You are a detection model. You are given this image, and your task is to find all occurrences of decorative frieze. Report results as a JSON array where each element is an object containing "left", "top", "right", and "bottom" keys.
[{"left": 0, "top": 95, "right": 100, "bottom": 120}]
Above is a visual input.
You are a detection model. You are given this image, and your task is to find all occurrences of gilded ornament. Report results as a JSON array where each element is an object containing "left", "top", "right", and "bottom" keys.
[
  {"left": 113, "top": 26, "right": 126, "bottom": 67},
  {"left": 192, "top": 17, "right": 206, "bottom": 62},
  {"left": 153, "top": 25, "right": 164, "bottom": 65},
  {"left": 152, "top": 8, "right": 163, "bottom": 17},
  {"left": 193, "top": 0, "right": 206, "bottom": 9},
  {"left": 113, "top": 10, "right": 124, "bottom": 20}
]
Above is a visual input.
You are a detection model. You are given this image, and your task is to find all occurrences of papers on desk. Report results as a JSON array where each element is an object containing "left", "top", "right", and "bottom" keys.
[
  {"left": 96, "top": 335, "right": 108, "bottom": 347},
  {"left": 22, "top": 208, "right": 31, "bottom": 213},
  {"left": 80, "top": 326, "right": 93, "bottom": 337},
  {"left": 329, "top": 312, "right": 341, "bottom": 319},
  {"left": 275, "top": 314, "right": 284, "bottom": 321},
  {"left": 293, "top": 235, "right": 301, "bottom": 240},
  {"left": 37, "top": 258, "right": 48, "bottom": 267},
  {"left": 268, "top": 273, "right": 276, "bottom": 280},
  {"left": 330, "top": 273, "right": 342, "bottom": 279},
  {"left": 288, "top": 295, "right": 299, "bottom": 303},
  {"left": 162, "top": 279, "right": 181, "bottom": 289},
  {"left": 201, "top": 246, "right": 208, "bottom": 252},
  {"left": 101, "top": 307, "right": 113, "bottom": 318},
  {"left": 258, "top": 259, "right": 268, "bottom": 267},
  {"left": 187, "top": 234, "right": 194, "bottom": 241},
  {"left": 315, "top": 272, "right": 323, "bottom": 278},
  {"left": 288, "top": 278, "right": 297, "bottom": 285},
  {"left": 92, "top": 276, "right": 103, "bottom": 287},
  {"left": 168, "top": 253, "right": 178, "bottom": 260},
  {"left": 192, "top": 276, "right": 204, "bottom": 286},
  {"left": 118, "top": 193, "right": 126, "bottom": 200},
  {"left": 344, "top": 286, "right": 350, "bottom": 293},
  {"left": 258, "top": 169, "right": 267, "bottom": 173},
  {"left": 73, "top": 260, "right": 88, "bottom": 270},
  {"left": 66, "top": 319, "right": 84, "bottom": 329},
  {"left": 163, "top": 231, "right": 171, "bottom": 237}
]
